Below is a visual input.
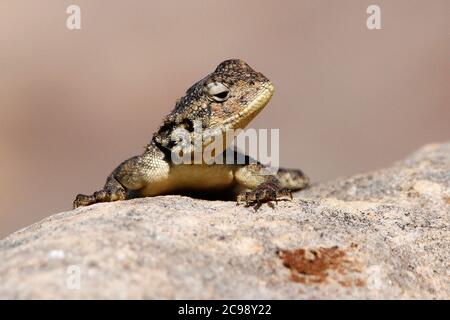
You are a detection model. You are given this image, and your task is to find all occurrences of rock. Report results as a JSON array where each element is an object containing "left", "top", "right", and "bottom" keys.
[{"left": 0, "top": 143, "right": 449, "bottom": 299}]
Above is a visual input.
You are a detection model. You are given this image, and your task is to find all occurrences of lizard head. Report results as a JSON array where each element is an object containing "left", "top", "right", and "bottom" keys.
[{"left": 154, "top": 59, "right": 274, "bottom": 150}]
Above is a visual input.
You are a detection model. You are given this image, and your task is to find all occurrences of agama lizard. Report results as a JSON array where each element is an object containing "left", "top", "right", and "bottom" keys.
[{"left": 73, "top": 59, "right": 309, "bottom": 208}]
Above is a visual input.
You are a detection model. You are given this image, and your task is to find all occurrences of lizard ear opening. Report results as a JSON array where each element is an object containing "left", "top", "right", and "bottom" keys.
[{"left": 206, "top": 82, "right": 230, "bottom": 102}]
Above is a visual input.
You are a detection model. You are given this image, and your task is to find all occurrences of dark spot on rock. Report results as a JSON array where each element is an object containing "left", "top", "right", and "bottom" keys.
[
  {"left": 407, "top": 186, "right": 420, "bottom": 198},
  {"left": 278, "top": 246, "right": 364, "bottom": 286},
  {"left": 443, "top": 196, "right": 450, "bottom": 205}
]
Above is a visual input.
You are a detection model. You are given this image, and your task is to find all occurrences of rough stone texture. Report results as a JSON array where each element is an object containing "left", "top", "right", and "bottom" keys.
[{"left": 0, "top": 143, "right": 449, "bottom": 299}]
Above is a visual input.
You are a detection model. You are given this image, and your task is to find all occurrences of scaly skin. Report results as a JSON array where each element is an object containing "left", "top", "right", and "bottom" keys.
[{"left": 73, "top": 59, "right": 309, "bottom": 208}]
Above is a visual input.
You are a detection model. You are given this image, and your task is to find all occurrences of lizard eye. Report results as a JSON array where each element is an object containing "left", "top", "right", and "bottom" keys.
[{"left": 206, "top": 82, "right": 230, "bottom": 102}]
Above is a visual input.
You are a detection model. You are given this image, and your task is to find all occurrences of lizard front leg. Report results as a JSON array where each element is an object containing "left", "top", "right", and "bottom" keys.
[
  {"left": 234, "top": 163, "right": 291, "bottom": 206},
  {"left": 73, "top": 156, "right": 143, "bottom": 208},
  {"left": 73, "top": 174, "right": 127, "bottom": 208},
  {"left": 73, "top": 145, "right": 169, "bottom": 208},
  {"left": 235, "top": 163, "right": 309, "bottom": 206}
]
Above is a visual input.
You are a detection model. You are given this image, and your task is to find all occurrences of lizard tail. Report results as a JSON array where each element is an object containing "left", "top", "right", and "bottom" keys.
[{"left": 276, "top": 168, "right": 309, "bottom": 191}]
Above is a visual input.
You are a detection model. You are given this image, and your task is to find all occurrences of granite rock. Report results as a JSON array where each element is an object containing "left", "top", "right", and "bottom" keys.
[{"left": 0, "top": 143, "right": 448, "bottom": 299}]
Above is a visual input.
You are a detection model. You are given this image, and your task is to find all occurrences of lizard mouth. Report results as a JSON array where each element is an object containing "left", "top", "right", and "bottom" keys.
[{"left": 223, "top": 82, "right": 275, "bottom": 130}]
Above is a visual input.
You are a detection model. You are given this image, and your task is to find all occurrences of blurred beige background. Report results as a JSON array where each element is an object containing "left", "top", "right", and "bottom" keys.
[{"left": 0, "top": 0, "right": 449, "bottom": 237}]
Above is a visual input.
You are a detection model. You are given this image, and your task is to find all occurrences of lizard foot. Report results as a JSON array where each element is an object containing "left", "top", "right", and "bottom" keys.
[
  {"left": 237, "top": 182, "right": 293, "bottom": 209},
  {"left": 73, "top": 188, "right": 126, "bottom": 209}
]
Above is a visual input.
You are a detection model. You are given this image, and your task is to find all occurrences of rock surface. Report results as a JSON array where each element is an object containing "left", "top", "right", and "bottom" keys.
[{"left": 0, "top": 143, "right": 449, "bottom": 299}]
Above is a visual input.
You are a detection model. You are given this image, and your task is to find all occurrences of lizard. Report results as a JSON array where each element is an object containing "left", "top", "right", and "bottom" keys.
[{"left": 73, "top": 59, "right": 309, "bottom": 209}]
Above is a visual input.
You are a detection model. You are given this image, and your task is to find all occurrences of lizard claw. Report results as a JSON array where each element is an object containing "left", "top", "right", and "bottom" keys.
[
  {"left": 73, "top": 188, "right": 126, "bottom": 209},
  {"left": 237, "top": 182, "right": 293, "bottom": 208}
]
